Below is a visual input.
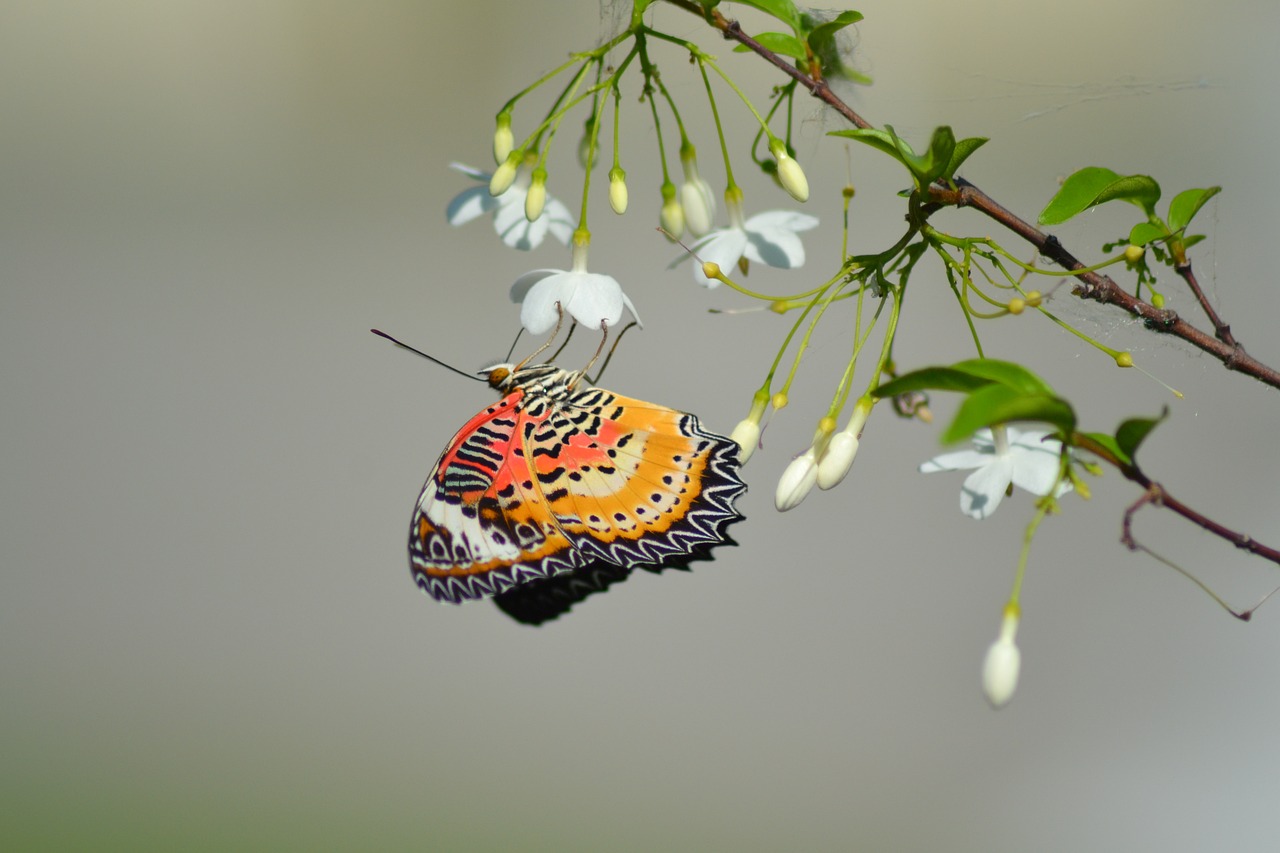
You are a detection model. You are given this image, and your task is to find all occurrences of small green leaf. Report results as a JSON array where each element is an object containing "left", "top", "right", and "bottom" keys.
[
  {"left": 873, "top": 367, "right": 994, "bottom": 400},
  {"left": 807, "top": 10, "right": 863, "bottom": 54},
  {"left": 942, "top": 385, "right": 1076, "bottom": 444},
  {"left": 1078, "top": 431, "right": 1129, "bottom": 466},
  {"left": 942, "top": 136, "right": 989, "bottom": 180},
  {"left": 1182, "top": 234, "right": 1205, "bottom": 250},
  {"left": 1039, "top": 167, "right": 1121, "bottom": 225},
  {"left": 829, "top": 127, "right": 911, "bottom": 170},
  {"left": 1094, "top": 174, "right": 1161, "bottom": 216},
  {"left": 950, "top": 358, "right": 1056, "bottom": 397},
  {"left": 733, "top": 0, "right": 802, "bottom": 30},
  {"left": 1167, "top": 186, "right": 1221, "bottom": 234},
  {"left": 1040, "top": 168, "right": 1162, "bottom": 224},
  {"left": 1128, "top": 221, "right": 1166, "bottom": 247},
  {"left": 1114, "top": 408, "right": 1168, "bottom": 461},
  {"left": 735, "top": 31, "right": 807, "bottom": 59}
]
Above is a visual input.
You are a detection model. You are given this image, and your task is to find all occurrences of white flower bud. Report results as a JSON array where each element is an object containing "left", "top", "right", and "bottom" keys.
[
  {"left": 775, "top": 448, "right": 819, "bottom": 512},
  {"left": 660, "top": 196, "right": 685, "bottom": 240},
  {"left": 770, "top": 139, "right": 809, "bottom": 203},
  {"left": 817, "top": 402, "right": 871, "bottom": 490},
  {"left": 679, "top": 150, "right": 716, "bottom": 236},
  {"left": 608, "top": 167, "right": 628, "bottom": 215},
  {"left": 489, "top": 155, "right": 520, "bottom": 196},
  {"left": 524, "top": 171, "right": 547, "bottom": 221},
  {"left": 730, "top": 418, "right": 761, "bottom": 463},
  {"left": 493, "top": 114, "right": 514, "bottom": 164},
  {"left": 982, "top": 609, "right": 1022, "bottom": 708}
]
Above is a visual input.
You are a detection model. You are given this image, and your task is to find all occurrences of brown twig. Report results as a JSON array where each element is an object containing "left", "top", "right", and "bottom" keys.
[{"left": 676, "top": 2, "right": 1280, "bottom": 390}]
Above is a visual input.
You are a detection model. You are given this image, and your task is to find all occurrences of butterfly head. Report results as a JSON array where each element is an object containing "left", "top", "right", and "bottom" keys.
[{"left": 482, "top": 363, "right": 515, "bottom": 391}]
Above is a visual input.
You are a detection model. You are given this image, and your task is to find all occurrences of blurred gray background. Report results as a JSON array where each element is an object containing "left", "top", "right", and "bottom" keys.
[{"left": 5, "top": 1, "right": 1280, "bottom": 850}]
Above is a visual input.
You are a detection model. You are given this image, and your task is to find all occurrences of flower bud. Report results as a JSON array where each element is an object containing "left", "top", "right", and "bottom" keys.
[
  {"left": 1115, "top": 352, "right": 1134, "bottom": 368},
  {"left": 660, "top": 196, "right": 685, "bottom": 240},
  {"left": 1007, "top": 297, "right": 1026, "bottom": 315},
  {"left": 489, "top": 154, "right": 520, "bottom": 196},
  {"left": 608, "top": 167, "right": 628, "bottom": 215},
  {"left": 775, "top": 447, "right": 819, "bottom": 512},
  {"left": 982, "top": 608, "right": 1022, "bottom": 708},
  {"left": 770, "top": 139, "right": 809, "bottom": 203},
  {"left": 1124, "top": 244, "right": 1145, "bottom": 263},
  {"left": 524, "top": 169, "right": 547, "bottom": 221},
  {"left": 730, "top": 419, "right": 761, "bottom": 463},
  {"left": 679, "top": 147, "right": 716, "bottom": 236},
  {"left": 493, "top": 113, "right": 514, "bottom": 164},
  {"left": 817, "top": 402, "right": 871, "bottom": 490}
]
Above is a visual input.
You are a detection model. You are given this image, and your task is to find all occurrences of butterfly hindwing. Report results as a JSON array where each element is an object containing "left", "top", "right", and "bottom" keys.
[{"left": 408, "top": 363, "right": 745, "bottom": 610}]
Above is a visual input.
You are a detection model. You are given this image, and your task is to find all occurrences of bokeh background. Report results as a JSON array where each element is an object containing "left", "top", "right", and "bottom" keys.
[{"left": 5, "top": 1, "right": 1280, "bottom": 850}]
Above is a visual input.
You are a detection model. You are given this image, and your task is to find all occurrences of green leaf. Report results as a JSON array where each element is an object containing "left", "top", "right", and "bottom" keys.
[
  {"left": 872, "top": 367, "right": 994, "bottom": 400},
  {"left": 1094, "top": 174, "right": 1161, "bottom": 216},
  {"left": 1182, "top": 234, "right": 1205, "bottom": 250},
  {"left": 1114, "top": 409, "right": 1167, "bottom": 462},
  {"left": 1128, "top": 221, "right": 1166, "bottom": 247},
  {"left": 829, "top": 127, "right": 912, "bottom": 169},
  {"left": 950, "top": 358, "right": 1056, "bottom": 397},
  {"left": 733, "top": 0, "right": 802, "bottom": 30},
  {"left": 1039, "top": 167, "right": 1121, "bottom": 225},
  {"left": 1167, "top": 186, "right": 1221, "bottom": 234},
  {"left": 1039, "top": 167, "right": 1161, "bottom": 225},
  {"left": 734, "top": 31, "right": 807, "bottom": 59},
  {"left": 807, "top": 10, "right": 863, "bottom": 54},
  {"left": 1078, "top": 431, "right": 1128, "bottom": 465},
  {"left": 942, "top": 384, "right": 1076, "bottom": 444},
  {"left": 942, "top": 136, "right": 989, "bottom": 180}
]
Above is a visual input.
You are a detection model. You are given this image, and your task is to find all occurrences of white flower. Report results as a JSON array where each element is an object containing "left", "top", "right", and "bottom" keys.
[
  {"left": 816, "top": 400, "right": 871, "bottom": 490},
  {"left": 510, "top": 240, "right": 640, "bottom": 335},
  {"left": 982, "top": 608, "right": 1022, "bottom": 708},
  {"left": 445, "top": 163, "right": 574, "bottom": 251},
  {"left": 678, "top": 195, "right": 818, "bottom": 288},
  {"left": 920, "top": 425, "right": 1070, "bottom": 520}
]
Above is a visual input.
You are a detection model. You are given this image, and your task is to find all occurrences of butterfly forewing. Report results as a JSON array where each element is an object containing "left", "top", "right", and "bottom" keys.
[{"left": 409, "top": 364, "right": 744, "bottom": 607}]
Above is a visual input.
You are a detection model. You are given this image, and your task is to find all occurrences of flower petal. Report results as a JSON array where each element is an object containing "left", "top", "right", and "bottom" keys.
[
  {"left": 564, "top": 272, "right": 625, "bottom": 330},
  {"left": 516, "top": 272, "right": 576, "bottom": 335},
  {"left": 745, "top": 210, "right": 820, "bottom": 233},
  {"left": 541, "top": 196, "right": 577, "bottom": 245},
  {"left": 920, "top": 448, "right": 990, "bottom": 473},
  {"left": 960, "top": 454, "right": 1015, "bottom": 519},
  {"left": 449, "top": 162, "right": 492, "bottom": 182},
  {"left": 446, "top": 186, "right": 499, "bottom": 226}
]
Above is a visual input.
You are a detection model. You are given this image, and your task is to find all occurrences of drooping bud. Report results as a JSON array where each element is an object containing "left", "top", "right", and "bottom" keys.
[
  {"left": 817, "top": 400, "right": 871, "bottom": 490},
  {"left": 982, "top": 606, "right": 1022, "bottom": 708},
  {"left": 524, "top": 168, "right": 547, "bottom": 221},
  {"left": 493, "top": 112, "right": 514, "bottom": 164},
  {"left": 729, "top": 392, "right": 770, "bottom": 463},
  {"left": 769, "top": 139, "right": 809, "bottom": 203},
  {"left": 659, "top": 183, "right": 685, "bottom": 240},
  {"left": 679, "top": 146, "right": 716, "bottom": 236},
  {"left": 1123, "top": 244, "right": 1145, "bottom": 263},
  {"left": 775, "top": 447, "right": 819, "bottom": 512},
  {"left": 608, "top": 167, "right": 628, "bottom": 215},
  {"left": 489, "top": 153, "right": 521, "bottom": 196}
]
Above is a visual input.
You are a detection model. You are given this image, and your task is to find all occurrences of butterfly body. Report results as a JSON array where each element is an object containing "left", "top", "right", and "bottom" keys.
[{"left": 411, "top": 362, "right": 745, "bottom": 609}]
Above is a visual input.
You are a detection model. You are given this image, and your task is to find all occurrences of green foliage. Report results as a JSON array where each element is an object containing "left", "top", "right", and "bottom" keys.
[
  {"left": 1168, "top": 186, "right": 1221, "bottom": 235},
  {"left": 732, "top": 7, "right": 868, "bottom": 81},
  {"left": 830, "top": 125, "right": 987, "bottom": 190},
  {"left": 1039, "top": 167, "right": 1161, "bottom": 224},
  {"left": 1079, "top": 409, "right": 1167, "bottom": 467},
  {"left": 874, "top": 359, "right": 1076, "bottom": 443}
]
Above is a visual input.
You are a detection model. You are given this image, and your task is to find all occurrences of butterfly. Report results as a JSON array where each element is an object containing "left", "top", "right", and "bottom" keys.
[{"left": 405, "top": 356, "right": 746, "bottom": 622}]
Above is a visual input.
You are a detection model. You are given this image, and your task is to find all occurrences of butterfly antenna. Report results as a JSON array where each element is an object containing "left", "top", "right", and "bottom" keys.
[
  {"left": 586, "top": 321, "right": 637, "bottom": 385},
  {"left": 370, "top": 329, "right": 486, "bottom": 383},
  {"left": 503, "top": 327, "right": 524, "bottom": 363},
  {"left": 514, "top": 302, "right": 565, "bottom": 370}
]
